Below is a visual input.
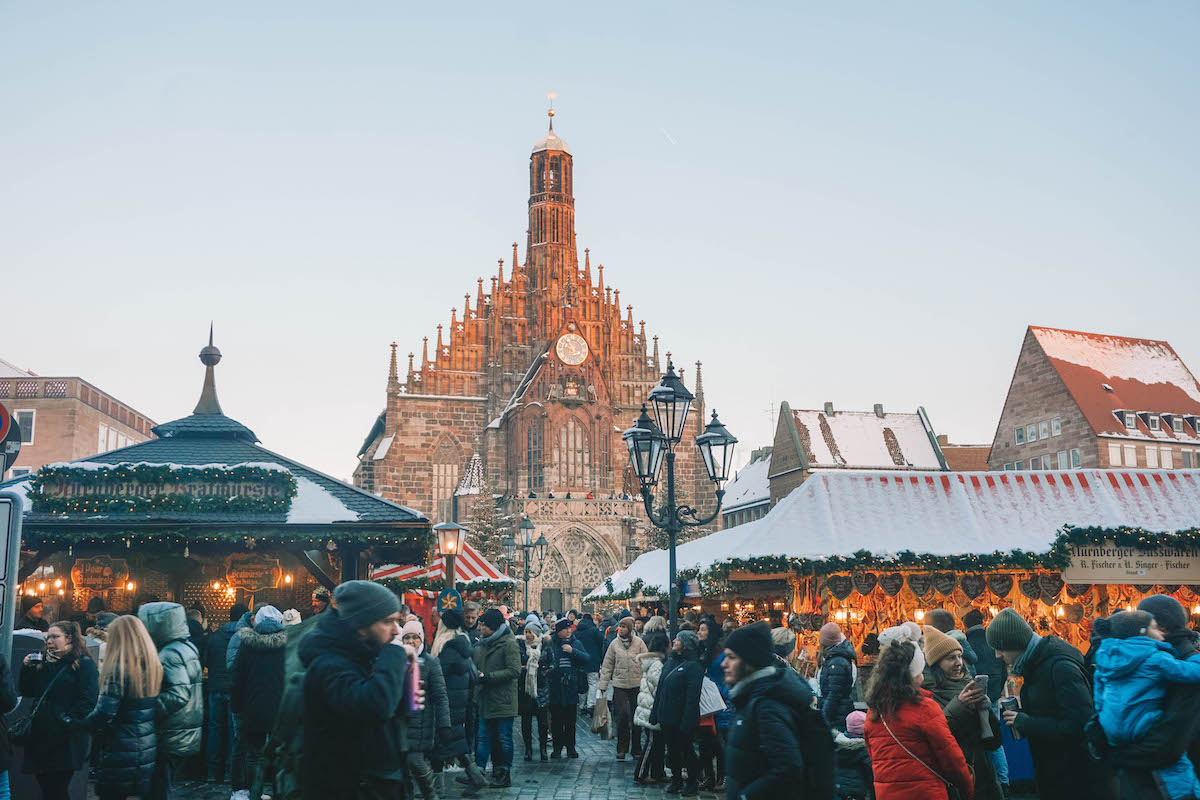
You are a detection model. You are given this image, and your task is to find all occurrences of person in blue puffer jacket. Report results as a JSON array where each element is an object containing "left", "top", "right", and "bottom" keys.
[{"left": 1094, "top": 609, "right": 1200, "bottom": 800}]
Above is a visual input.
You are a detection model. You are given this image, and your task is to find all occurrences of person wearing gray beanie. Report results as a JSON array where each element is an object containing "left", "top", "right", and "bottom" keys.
[
  {"left": 652, "top": 630, "right": 706, "bottom": 795},
  {"left": 298, "top": 581, "right": 414, "bottom": 799},
  {"left": 1138, "top": 594, "right": 1189, "bottom": 635}
]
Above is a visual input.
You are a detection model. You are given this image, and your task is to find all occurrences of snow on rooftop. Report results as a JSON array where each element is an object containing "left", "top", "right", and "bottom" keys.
[
  {"left": 722, "top": 452, "right": 771, "bottom": 511},
  {"left": 286, "top": 477, "right": 361, "bottom": 523},
  {"left": 43, "top": 461, "right": 292, "bottom": 473},
  {"left": 372, "top": 435, "right": 394, "bottom": 461},
  {"left": 1034, "top": 327, "right": 1200, "bottom": 404},
  {"left": 792, "top": 409, "right": 942, "bottom": 469},
  {"left": 589, "top": 469, "right": 1200, "bottom": 599}
]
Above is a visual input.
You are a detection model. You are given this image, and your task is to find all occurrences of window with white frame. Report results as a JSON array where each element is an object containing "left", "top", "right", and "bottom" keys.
[
  {"left": 98, "top": 423, "right": 109, "bottom": 454},
  {"left": 1051, "top": 417, "right": 1062, "bottom": 436},
  {"left": 1039, "top": 421, "right": 1049, "bottom": 440},
  {"left": 1161, "top": 449, "right": 1173, "bottom": 469},
  {"left": 1015, "top": 460, "right": 1024, "bottom": 470},
  {"left": 1108, "top": 443, "right": 1122, "bottom": 465},
  {"left": 1027, "top": 424, "right": 1038, "bottom": 443},
  {"left": 14, "top": 410, "right": 34, "bottom": 445},
  {"left": 1173, "top": 417, "right": 1184, "bottom": 433},
  {"left": 1057, "top": 451, "right": 1068, "bottom": 469},
  {"left": 1124, "top": 444, "right": 1138, "bottom": 466},
  {"left": 1015, "top": 427, "right": 1025, "bottom": 445},
  {"left": 1145, "top": 446, "right": 1158, "bottom": 468},
  {"left": 1041, "top": 454, "right": 1052, "bottom": 469},
  {"left": 1029, "top": 457, "right": 1039, "bottom": 471},
  {"left": 1125, "top": 412, "right": 1137, "bottom": 430},
  {"left": 1071, "top": 449, "right": 1081, "bottom": 468},
  {"left": 1184, "top": 451, "right": 1195, "bottom": 468},
  {"left": 1149, "top": 415, "right": 1161, "bottom": 431},
  {"left": 1003, "top": 463, "right": 1013, "bottom": 470},
  {"left": 9, "top": 467, "right": 31, "bottom": 477}
]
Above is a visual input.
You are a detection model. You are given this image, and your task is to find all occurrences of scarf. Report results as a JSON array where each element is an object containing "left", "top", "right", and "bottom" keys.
[
  {"left": 1012, "top": 633, "right": 1042, "bottom": 677},
  {"left": 525, "top": 636, "right": 542, "bottom": 699}
]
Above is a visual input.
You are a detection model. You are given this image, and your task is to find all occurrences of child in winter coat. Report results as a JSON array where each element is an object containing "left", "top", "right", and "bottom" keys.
[
  {"left": 835, "top": 710, "right": 874, "bottom": 800},
  {"left": 1093, "top": 610, "right": 1200, "bottom": 800}
]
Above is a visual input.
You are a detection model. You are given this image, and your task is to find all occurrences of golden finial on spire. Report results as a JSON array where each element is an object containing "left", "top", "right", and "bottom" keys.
[{"left": 547, "top": 91, "right": 557, "bottom": 130}]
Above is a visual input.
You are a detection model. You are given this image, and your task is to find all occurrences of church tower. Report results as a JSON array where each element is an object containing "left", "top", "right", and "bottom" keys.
[{"left": 527, "top": 108, "right": 577, "bottom": 340}]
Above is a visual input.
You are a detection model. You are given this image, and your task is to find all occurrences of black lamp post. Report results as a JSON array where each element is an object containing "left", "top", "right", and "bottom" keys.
[
  {"left": 502, "top": 515, "right": 549, "bottom": 613},
  {"left": 623, "top": 362, "right": 737, "bottom": 637}
]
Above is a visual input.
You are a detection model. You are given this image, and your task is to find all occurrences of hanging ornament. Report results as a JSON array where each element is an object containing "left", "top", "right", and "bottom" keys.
[{"left": 184, "top": 545, "right": 190, "bottom": 558}]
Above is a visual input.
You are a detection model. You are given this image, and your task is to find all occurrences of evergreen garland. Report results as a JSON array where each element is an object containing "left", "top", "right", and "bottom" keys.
[{"left": 29, "top": 463, "right": 297, "bottom": 515}]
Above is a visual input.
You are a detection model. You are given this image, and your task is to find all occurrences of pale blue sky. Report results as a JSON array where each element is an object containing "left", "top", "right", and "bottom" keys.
[{"left": 2, "top": 2, "right": 1198, "bottom": 481}]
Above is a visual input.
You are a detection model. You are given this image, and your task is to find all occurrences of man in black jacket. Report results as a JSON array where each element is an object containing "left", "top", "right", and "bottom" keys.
[
  {"left": 574, "top": 614, "right": 604, "bottom": 714},
  {"left": 205, "top": 603, "right": 249, "bottom": 784},
  {"left": 723, "top": 621, "right": 829, "bottom": 800},
  {"left": 1107, "top": 595, "right": 1200, "bottom": 797},
  {"left": 16, "top": 595, "right": 49, "bottom": 632},
  {"left": 300, "top": 581, "right": 417, "bottom": 800},
  {"left": 547, "top": 618, "right": 589, "bottom": 759},
  {"left": 651, "top": 630, "right": 703, "bottom": 796},
  {"left": 987, "top": 608, "right": 1116, "bottom": 800},
  {"left": 964, "top": 608, "right": 1010, "bottom": 797}
]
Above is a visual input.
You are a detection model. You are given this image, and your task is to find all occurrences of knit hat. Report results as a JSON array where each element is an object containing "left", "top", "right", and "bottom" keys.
[
  {"left": 21, "top": 595, "right": 42, "bottom": 615},
  {"left": 254, "top": 605, "right": 284, "bottom": 627},
  {"left": 442, "top": 609, "right": 464, "bottom": 630},
  {"left": 525, "top": 618, "right": 548, "bottom": 636},
  {"left": 845, "top": 710, "right": 867, "bottom": 737},
  {"left": 726, "top": 621, "right": 773, "bottom": 669},
  {"left": 1109, "top": 610, "right": 1154, "bottom": 639},
  {"left": 879, "top": 621, "right": 922, "bottom": 649},
  {"left": 94, "top": 612, "right": 118, "bottom": 630},
  {"left": 480, "top": 608, "right": 506, "bottom": 632},
  {"left": 985, "top": 608, "right": 1034, "bottom": 652},
  {"left": 819, "top": 622, "right": 845, "bottom": 649},
  {"left": 333, "top": 580, "right": 401, "bottom": 630},
  {"left": 526, "top": 612, "right": 542, "bottom": 629},
  {"left": 618, "top": 615, "right": 635, "bottom": 630},
  {"left": 924, "top": 609, "right": 956, "bottom": 633},
  {"left": 1138, "top": 595, "right": 1188, "bottom": 634},
  {"left": 923, "top": 625, "right": 962, "bottom": 666},
  {"left": 676, "top": 630, "right": 701, "bottom": 659},
  {"left": 771, "top": 625, "right": 797, "bottom": 653},
  {"left": 401, "top": 619, "right": 425, "bottom": 641},
  {"left": 908, "top": 643, "right": 927, "bottom": 678},
  {"left": 963, "top": 609, "right": 984, "bottom": 629},
  {"left": 282, "top": 609, "right": 302, "bottom": 626},
  {"left": 555, "top": 618, "right": 572, "bottom": 633},
  {"left": 230, "top": 603, "right": 250, "bottom": 622}
]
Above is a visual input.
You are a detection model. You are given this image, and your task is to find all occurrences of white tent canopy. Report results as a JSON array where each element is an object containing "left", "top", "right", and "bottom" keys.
[{"left": 588, "top": 469, "right": 1200, "bottom": 600}]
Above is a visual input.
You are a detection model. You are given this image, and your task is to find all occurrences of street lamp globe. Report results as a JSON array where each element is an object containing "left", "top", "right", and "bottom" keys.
[
  {"left": 648, "top": 362, "right": 694, "bottom": 443},
  {"left": 519, "top": 515, "right": 536, "bottom": 547},
  {"left": 533, "top": 534, "right": 549, "bottom": 565},
  {"left": 622, "top": 405, "right": 666, "bottom": 487},
  {"left": 501, "top": 532, "right": 518, "bottom": 561},
  {"left": 434, "top": 522, "right": 466, "bottom": 557},
  {"left": 695, "top": 409, "right": 739, "bottom": 484}
]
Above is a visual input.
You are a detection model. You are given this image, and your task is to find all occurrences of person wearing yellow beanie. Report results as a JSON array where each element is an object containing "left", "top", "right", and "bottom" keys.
[{"left": 923, "top": 625, "right": 962, "bottom": 671}]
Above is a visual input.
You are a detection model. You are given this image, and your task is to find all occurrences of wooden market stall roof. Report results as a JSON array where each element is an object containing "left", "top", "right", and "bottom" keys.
[{"left": 588, "top": 469, "right": 1200, "bottom": 600}]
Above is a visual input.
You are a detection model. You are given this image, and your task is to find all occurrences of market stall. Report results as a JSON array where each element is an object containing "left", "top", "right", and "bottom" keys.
[
  {"left": 372, "top": 540, "right": 515, "bottom": 629},
  {"left": 589, "top": 469, "right": 1200, "bottom": 661}
]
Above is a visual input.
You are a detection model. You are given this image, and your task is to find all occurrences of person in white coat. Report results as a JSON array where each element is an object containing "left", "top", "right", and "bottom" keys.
[{"left": 632, "top": 630, "right": 668, "bottom": 784}]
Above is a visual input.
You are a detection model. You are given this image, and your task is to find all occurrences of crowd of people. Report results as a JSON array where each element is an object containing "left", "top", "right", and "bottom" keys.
[{"left": 3, "top": 588, "right": 1199, "bottom": 800}]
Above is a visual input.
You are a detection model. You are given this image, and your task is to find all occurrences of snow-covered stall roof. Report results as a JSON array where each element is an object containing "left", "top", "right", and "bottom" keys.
[
  {"left": 1030, "top": 326, "right": 1200, "bottom": 442},
  {"left": 589, "top": 469, "right": 1200, "bottom": 599},
  {"left": 372, "top": 540, "right": 514, "bottom": 596},
  {"left": 790, "top": 408, "right": 945, "bottom": 469},
  {"left": 722, "top": 451, "right": 771, "bottom": 512}
]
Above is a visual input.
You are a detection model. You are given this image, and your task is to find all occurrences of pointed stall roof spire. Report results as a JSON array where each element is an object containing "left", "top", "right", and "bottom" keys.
[{"left": 193, "top": 323, "right": 224, "bottom": 415}]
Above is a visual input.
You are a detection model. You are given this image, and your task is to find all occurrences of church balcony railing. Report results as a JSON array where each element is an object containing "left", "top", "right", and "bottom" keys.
[{"left": 501, "top": 496, "right": 643, "bottom": 522}]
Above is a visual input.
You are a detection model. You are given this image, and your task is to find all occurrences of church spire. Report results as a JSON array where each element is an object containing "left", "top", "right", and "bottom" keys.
[
  {"left": 388, "top": 342, "right": 398, "bottom": 385},
  {"left": 584, "top": 248, "right": 591, "bottom": 284}
]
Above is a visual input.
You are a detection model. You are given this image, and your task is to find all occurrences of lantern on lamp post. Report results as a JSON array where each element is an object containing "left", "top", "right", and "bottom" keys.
[
  {"left": 503, "top": 515, "right": 548, "bottom": 612},
  {"left": 624, "top": 363, "right": 737, "bottom": 637},
  {"left": 434, "top": 522, "right": 467, "bottom": 589}
]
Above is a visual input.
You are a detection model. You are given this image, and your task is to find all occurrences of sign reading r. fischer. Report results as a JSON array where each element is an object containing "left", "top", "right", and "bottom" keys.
[{"left": 1061, "top": 541, "right": 1200, "bottom": 584}]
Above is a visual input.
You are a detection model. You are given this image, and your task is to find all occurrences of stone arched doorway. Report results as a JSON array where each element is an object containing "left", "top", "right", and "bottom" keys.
[{"left": 531, "top": 526, "right": 618, "bottom": 613}]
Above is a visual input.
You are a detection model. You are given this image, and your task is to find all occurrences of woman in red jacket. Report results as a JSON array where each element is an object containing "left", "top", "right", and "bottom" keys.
[{"left": 864, "top": 640, "right": 973, "bottom": 800}]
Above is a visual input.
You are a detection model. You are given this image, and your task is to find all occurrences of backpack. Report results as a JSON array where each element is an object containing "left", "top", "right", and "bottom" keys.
[{"left": 745, "top": 694, "right": 836, "bottom": 799}]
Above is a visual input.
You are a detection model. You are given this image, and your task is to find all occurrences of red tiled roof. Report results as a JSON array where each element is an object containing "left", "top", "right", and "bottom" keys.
[
  {"left": 1030, "top": 326, "right": 1200, "bottom": 441},
  {"left": 941, "top": 445, "right": 991, "bottom": 471}
]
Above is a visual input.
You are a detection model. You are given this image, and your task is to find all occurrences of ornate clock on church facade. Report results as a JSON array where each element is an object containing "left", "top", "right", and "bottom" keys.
[{"left": 555, "top": 332, "right": 589, "bottom": 365}]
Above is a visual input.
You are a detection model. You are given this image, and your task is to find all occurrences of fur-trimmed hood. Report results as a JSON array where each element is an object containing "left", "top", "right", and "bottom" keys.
[{"left": 239, "top": 625, "right": 287, "bottom": 651}]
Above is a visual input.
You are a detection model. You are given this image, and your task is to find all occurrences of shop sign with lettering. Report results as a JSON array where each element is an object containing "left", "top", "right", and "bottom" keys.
[
  {"left": 71, "top": 557, "right": 130, "bottom": 591},
  {"left": 224, "top": 553, "right": 282, "bottom": 593},
  {"left": 1061, "top": 541, "right": 1200, "bottom": 584}
]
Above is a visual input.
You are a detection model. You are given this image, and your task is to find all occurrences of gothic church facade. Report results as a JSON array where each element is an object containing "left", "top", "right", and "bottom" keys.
[{"left": 354, "top": 114, "right": 713, "bottom": 610}]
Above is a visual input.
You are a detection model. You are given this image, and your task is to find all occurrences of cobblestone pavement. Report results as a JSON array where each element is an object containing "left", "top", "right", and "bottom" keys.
[{"left": 97, "top": 716, "right": 1040, "bottom": 799}]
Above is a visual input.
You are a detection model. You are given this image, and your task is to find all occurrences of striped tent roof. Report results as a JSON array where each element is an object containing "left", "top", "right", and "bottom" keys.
[{"left": 373, "top": 541, "right": 513, "bottom": 596}]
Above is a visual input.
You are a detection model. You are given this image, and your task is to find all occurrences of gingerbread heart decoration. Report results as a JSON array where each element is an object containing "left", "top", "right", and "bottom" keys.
[
  {"left": 932, "top": 572, "right": 958, "bottom": 596},
  {"left": 852, "top": 573, "right": 878, "bottom": 596},
  {"left": 1157, "top": 584, "right": 1181, "bottom": 595},
  {"left": 1038, "top": 573, "right": 1064, "bottom": 599},
  {"left": 906, "top": 573, "right": 933, "bottom": 597},
  {"left": 1133, "top": 584, "right": 1153, "bottom": 593},
  {"left": 826, "top": 575, "right": 854, "bottom": 601},
  {"left": 1019, "top": 576, "right": 1041, "bottom": 600},
  {"left": 988, "top": 574, "right": 1014, "bottom": 599},
  {"left": 879, "top": 573, "right": 905, "bottom": 597},
  {"left": 1066, "top": 583, "right": 1092, "bottom": 599},
  {"left": 960, "top": 574, "right": 986, "bottom": 600}
]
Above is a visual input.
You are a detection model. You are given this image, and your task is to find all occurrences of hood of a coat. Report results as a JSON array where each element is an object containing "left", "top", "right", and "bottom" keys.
[
  {"left": 577, "top": 616, "right": 596, "bottom": 630},
  {"left": 240, "top": 624, "right": 288, "bottom": 651},
  {"left": 639, "top": 651, "right": 664, "bottom": 668},
  {"left": 823, "top": 637, "right": 857, "bottom": 664},
  {"left": 731, "top": 662, "right": 813, "bottom": 712},
  {"left": 1022, "top": 634, "right": 1085, "bottom": 678},
  {"left": 138, "top": 602, "right": 190, "bottom": 649},
  {"left": 835, "top": 731, "right": 867, "bottom": 750},
  {"left": 1094, "top": 636, "right": 1173, "bottom": 679},
  {"left": 219, "top": 620, "right": 241, "bottom": 635},
  {"left": 298, "top": 609, "right": 376, "bottom": 668}
]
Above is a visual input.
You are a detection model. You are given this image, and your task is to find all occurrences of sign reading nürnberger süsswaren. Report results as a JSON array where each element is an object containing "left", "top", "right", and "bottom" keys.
[
  {"left": 1061, "top": 541, "right": 1200, "bottom": 584},
  {"left": 40, "top": 480, "right": 286, "bottom": 500}
]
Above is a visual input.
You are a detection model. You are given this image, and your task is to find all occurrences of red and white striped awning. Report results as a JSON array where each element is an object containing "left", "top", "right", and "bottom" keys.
[{"left": 372, "top": 541, "right": 513, "bottom": 597}]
